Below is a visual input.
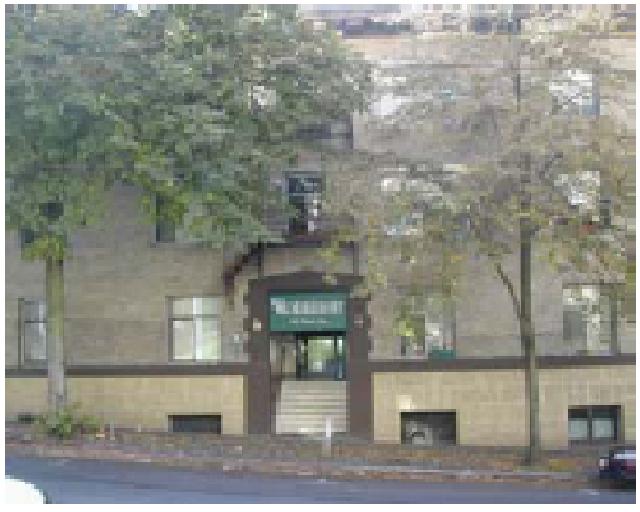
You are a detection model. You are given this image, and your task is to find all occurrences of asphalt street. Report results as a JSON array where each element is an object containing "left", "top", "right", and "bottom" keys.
[{"left": 5, "top": 455, "right": 636, "bottom": 504}]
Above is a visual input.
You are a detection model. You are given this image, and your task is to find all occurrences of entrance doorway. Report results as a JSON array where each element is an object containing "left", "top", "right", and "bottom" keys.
[{"left": 295, "top": 332, "right": 346, "bottom": 380}]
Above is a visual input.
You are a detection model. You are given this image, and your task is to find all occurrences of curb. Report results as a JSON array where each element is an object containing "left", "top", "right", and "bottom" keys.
[{"left": 6, "top": 441, "right": 592, "bottom": 489}]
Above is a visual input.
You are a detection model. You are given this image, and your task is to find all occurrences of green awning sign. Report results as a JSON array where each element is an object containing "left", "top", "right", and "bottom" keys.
[{"left": 269, "top": 292, "right": 347, "bottom": 332}]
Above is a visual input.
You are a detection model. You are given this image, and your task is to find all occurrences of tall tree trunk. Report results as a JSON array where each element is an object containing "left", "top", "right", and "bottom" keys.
[
  {"left": 46, "top": 255, "right": 66, "bottom": 413},
  {"left": 520, "top": 153, "right": 540, "bottom": 464}
]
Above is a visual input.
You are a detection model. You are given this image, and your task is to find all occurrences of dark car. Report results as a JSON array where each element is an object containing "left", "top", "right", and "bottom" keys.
[{"left": 599, "top": 446, "right": 635, "bottom": 486}]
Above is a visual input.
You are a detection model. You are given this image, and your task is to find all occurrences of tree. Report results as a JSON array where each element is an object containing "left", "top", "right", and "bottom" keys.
[
  {"left": 324, "top": 6, "right": 634, "bottom": 462},
  {"left": 6, "top": 5, "right": 125, "bottom": 413},
  {"left": 6, "top": 4, "right": 368, "bottom": 413},
  {"left": 108, "top": 5, "right": 368, "bottom": 250}
]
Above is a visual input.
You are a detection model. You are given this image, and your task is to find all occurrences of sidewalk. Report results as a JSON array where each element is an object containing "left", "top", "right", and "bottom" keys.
[{"left": 5, "top": 424, "right": 597, "bottom": 490}]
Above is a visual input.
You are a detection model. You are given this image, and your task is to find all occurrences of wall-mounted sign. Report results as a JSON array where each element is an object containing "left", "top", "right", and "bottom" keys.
[{"left": 269, "top": 292, "right": 347, "bottom": 332}]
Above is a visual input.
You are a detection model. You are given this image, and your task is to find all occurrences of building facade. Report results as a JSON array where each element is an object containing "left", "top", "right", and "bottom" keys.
[{"left": 5, "top": 5, "right": 636, "bottom": 449}]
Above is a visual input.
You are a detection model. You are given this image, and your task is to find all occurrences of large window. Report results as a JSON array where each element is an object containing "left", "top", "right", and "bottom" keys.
[
  {"left": 20, "top": 299, "right": 47, "bottom": 364},
  {"left": 169, "top": 297, "right": 222, "bottom": 361},
  {"left": 398, "top": 293, "right": 455, "bottom": 358},
  {"left": 563, "top": 284, "right": 617, "bottom": 354},
  {"left": 569, "top": 405, "right": 620, "bottom": 444}
]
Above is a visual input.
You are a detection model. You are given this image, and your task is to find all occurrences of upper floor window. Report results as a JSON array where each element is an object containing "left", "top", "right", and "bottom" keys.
[
  {"left": 549, "top": 69, "right": 599, "bottom": 116},
  {"left": 169, "top": 297, "right": 222, "bottom": 361},
  {"left": 155, "top": 195, "right": 207, "bottom": 244},
  {"left": 287, "top": 174, "right": 322, "bottom": 236},
  {"left": 20, "top": 299, "right": 46, "bottom": 364},
  {"left": 563, "top": 284, "right": 617, "bottom": 355}
]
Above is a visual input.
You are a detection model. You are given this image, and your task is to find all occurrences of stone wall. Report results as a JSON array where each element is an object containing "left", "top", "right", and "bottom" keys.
[
  {"left": 5, "top": 375, "right": 245, "bottom": 435},
  {"left": 538, "top": 365, "right": 636, "bottom": 449},
  {"left": 373, "top": 370, "right": 527, "bottom": 446},
  {"left": 372, "top": 365, "right": 635, "bottom": 448}
]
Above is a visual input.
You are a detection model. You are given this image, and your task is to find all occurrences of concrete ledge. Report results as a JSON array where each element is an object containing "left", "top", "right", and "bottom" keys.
[{"left": 5, "top": 441, "right": 592, "bottom": 490}]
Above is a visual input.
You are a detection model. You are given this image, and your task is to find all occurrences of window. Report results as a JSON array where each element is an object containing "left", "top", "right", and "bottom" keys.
[
  {"left": 19, "top": 229, "right": 36, "bottom": 251},
  {"left": 156, "top": 195, "right": 207, "bottom": 244},
  {"left": 155, "top": 195, "right": 176, "bottom": 243},
  {"left": 20, "top": 299, "right": 47, "bottom": 364},
  {"left": 549, "top": 69, "right": 600, "bottom": 116},
  {"left": 287, "top": 174, "right": 322, "bottom": 235},
  {"left": 563, "top": 284, "right": 617, "bottom": 354},
  {"left": 398, "top": 293, "right": 455, "bottom": 358},
  {"left": 170, "top": 414, "right": 221, "bottom": 434},
  {"left": 554, "top": 170, "right": 612, "bottom": 229},
  {"left": 569, "top": 406, "right": 620, "bottom": 443},
  {"left": 401, "top": 411, "right": 457, "bottom": 446},
  {"left": 169, "top": 298, "right": 222, "bottom": 361}
]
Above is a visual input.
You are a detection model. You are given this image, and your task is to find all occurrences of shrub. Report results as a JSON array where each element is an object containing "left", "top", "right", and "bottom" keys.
[
  {"left": 37, "top": 403, "right": 101, "bottom": 440},
  {"left": 546, "top": 458, "right": 576, "bottom": 472}
]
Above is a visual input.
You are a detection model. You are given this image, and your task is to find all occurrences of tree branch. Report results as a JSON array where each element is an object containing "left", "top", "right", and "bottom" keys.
[
  {"left": 467, "top": 203, "right": 522, "bottom": 321},
  {"left": 494, "top": 260, "right": 522, "bottom": 321}
]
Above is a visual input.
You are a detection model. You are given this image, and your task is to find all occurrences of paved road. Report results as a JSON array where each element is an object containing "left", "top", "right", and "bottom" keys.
[{"left": 5, "top": 456, "right": 636, "bottom": 504}]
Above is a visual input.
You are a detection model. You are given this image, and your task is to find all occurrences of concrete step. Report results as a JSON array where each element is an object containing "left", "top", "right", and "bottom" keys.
[
  {"left": 278, "top": 407, "right": 346, "bottom": 415},
  {"left": 276, "top": 380, "right": 348, "bottom": 435},
  {"left": 277, "top": 407, "right": 347, "bottom": 416},
  {"left": 277, "top": 398, "right": 346, "bottom": 406},
  {"left": 279, "top": 382, "right": 347, "bottom": 391},
  {"left": 275, "top": 420, "right": 348, "bottom": 434}
]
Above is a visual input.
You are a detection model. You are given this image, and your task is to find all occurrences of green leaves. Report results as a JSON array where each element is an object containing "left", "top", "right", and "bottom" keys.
[
  {"left": 111, "top": 5, "right": 368, "bottom": 246},
  {"left": 6, "top": 6, "right": 123, "bottom": 260},
  {"left": 7, "top": 5, "right": 369, "bottom": 256}
]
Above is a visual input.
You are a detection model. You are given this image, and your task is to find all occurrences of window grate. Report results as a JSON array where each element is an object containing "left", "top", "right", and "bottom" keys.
[{"left": 401, "top": 411, "right": 457, "bottom": 446}]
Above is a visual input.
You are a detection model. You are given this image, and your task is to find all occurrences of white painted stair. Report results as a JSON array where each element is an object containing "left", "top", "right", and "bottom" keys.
[{"left": 275, "top": 380, "right": 348, "bottom": 435}]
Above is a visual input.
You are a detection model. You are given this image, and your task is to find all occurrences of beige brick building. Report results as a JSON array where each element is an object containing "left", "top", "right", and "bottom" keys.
[{"left": 5, "top": 6, "right": 635, "bottom": 449}]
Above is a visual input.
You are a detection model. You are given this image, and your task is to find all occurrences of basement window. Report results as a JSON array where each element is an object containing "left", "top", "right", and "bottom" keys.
[
  {"left": 169, "top": 414, "right": 222, "bottom": 434},
  {"left": 401, "top": 411, "right": 457, "bottom": 446},
  {"left": 568, "top": 405, "right": 620, "bottom": 444}
]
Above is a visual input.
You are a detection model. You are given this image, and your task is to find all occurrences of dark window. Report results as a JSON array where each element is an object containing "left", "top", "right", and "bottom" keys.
[
  {"left": 17, "top": 412, "right": 38, "bottom": 424},
  {"left": 401, "top": 411, "right": 457, "bottom": 446},
  {"left": 20, "top": 299, "right": 47, "bottom": 364},
  {"left": 19, "top": 228, "right": 36, "bottom": 250},
  {"left": 598, "top": 197, "right": 612, "bottom": 229},
  {"left": 287, "top": 174, "right": 323, "bottom": 235},
  {"left": 471, "top": 17, "right": 492, "bottom": 34},
  {"left": 155, "top": 195, "right": 176, "bottom": 243},
  {"left": 169, "top": 298, "right": 222, "bottom": 361},
  {"left": 568, "top": 405, "right": 620, "bottom": 444},
  {"left": 170, "top": 414, "right": 222, "bottom": 434},
  {"left": 156, "top": 195, "right": 207, "bottom": 244}
]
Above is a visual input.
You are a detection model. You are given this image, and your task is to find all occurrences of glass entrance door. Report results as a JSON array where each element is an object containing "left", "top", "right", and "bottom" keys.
[{"left": 295, "top": 333, "right": 346, "bottom": 380}]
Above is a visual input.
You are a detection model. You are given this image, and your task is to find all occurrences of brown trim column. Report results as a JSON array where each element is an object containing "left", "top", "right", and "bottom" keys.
[
  {"left": 246, "top": 278, "right": 271, "bottom": 434},
  {"left": 347, "top": 294, "right": 372, "bottom": 439},
  {"left": 245, "top": 272, "right": 371, "bottom": 438}
]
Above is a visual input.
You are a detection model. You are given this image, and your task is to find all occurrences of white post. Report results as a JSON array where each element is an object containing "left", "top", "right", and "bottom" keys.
[{"left": 323, "top": 417, "right": 332, "bottom": 457}]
